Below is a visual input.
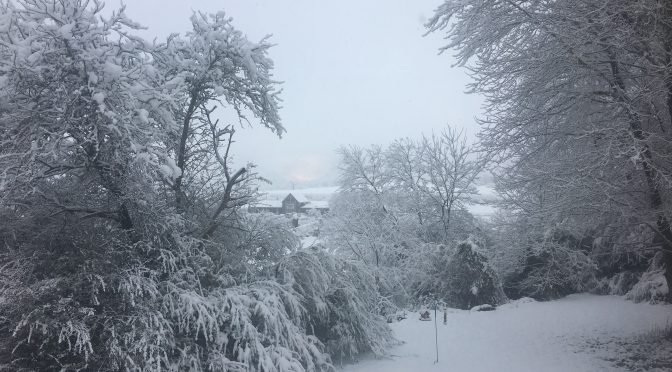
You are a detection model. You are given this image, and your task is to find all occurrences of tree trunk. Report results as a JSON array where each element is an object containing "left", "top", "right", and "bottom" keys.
[
  {"left": 118, "top": 203, "right": 133, "bottom": 230},
  {"left": 174, "top": 92, "right": 199, "bottom": 212},
  {"left": 201, "top": 167, "right": 246, "bottom": 239}
]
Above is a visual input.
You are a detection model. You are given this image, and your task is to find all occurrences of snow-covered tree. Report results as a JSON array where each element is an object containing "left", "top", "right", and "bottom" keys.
[
  {"left": 0, "top": 2, "right": 388, "bottom": 370},
  {"left": 336, "top": 128, "right": 483, "bottom": 245},
  {"left": 414, "top": 128, "right": 483, "bottom": 241},
  {"left": 0, "top": 2, "right": 179, "bottom": 368},
  {"left": 414, "top": 240, "right": 506, "bottom": 309},
  {"left": 427, "top": 0, "right": 672, "bottom": 297},
  {"left": 324, "top": 190, "right": 417, "bottom": 309},
  {"left": 328, "top": 130, "right": 485, "bottom": 309},
  {"left": 152, "top": 10, "right": 282, "bottom": 235},
  {"left": 0, "top": 0, "right": 171, "bottom": 231}
]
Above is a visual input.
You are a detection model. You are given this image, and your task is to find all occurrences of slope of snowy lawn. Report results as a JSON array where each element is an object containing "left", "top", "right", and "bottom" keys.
[{"left": 342, "top": 295, "right": 672, "bottom": 372}]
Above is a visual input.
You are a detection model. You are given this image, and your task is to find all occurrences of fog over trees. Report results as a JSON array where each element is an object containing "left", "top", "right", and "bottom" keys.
[{"left": 1, "top": 0, "right": 671, "bottom": 371}]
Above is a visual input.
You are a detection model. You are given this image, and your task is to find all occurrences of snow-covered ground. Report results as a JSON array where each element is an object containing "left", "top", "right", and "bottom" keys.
[{"left": 342, "top": 295, "right": 672, "bottom": 372}]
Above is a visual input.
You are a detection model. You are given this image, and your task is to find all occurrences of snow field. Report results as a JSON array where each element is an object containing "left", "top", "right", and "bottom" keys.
[{"left": 342, "top": 294, "right": 671, "bottom": 372}]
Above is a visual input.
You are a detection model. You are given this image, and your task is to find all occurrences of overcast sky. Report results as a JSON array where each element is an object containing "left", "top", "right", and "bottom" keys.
[{"left": 123, "top": 0, "right": 483, "bottom": 189}]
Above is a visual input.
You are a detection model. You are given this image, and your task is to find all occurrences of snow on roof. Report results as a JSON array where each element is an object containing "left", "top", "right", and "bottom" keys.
[
  {"left": 252, "top": 187, "right": 333, "bottom": 209},
  {"left": 287, "top": 192, "right": 309, "bottom": 203}
]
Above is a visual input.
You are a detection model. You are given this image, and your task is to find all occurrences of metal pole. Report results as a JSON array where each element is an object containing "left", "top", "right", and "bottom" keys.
[{"left": 434, "top": 301, "right": 439, "bottom": 364}]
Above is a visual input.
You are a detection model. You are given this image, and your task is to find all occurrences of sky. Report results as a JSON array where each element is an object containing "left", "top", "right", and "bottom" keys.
[{"left": 121, "top": 0, "right": 484, "bottom": 189}]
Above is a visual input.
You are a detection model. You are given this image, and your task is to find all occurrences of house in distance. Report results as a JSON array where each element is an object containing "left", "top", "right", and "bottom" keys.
[{"left": 249, "top": 192, "right": 330, "bottom": 215}]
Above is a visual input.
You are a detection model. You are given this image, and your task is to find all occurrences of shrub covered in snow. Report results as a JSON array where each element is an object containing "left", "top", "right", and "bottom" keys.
[
  {"left": 625, "top": 254, "right": 669, "bottom": 304},
  {"left": 276, "top": 248, "right": 395, "bottom": 363},
  {"left": 503, "top": 229, "right": 597, "bottom": 300},
  {"left": 592, "top": 271, "right": 641, "bottom": 296},
  {"left": 415, "top": 240, "right": 507, "bottom": 310},
  {"left": 0, "top": 210, "right": 339, "bottom": 371},
  {"left": 625, "top": 269, "right": 669, "bottom": 304}
]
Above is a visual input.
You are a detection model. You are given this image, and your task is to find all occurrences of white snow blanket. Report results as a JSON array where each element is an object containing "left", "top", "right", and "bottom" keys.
[{"left": 342, "top": 294, "right": 671, "bottom": 372}]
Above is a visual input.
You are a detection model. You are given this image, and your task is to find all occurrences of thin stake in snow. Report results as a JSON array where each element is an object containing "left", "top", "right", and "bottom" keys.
[{"left": 434, "top": 301, "right": 439, "bottom": 364}]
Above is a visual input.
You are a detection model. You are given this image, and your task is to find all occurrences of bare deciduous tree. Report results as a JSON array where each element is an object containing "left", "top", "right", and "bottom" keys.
[{"left": 416, "top": 128, "right": 482, "bottom": 240}]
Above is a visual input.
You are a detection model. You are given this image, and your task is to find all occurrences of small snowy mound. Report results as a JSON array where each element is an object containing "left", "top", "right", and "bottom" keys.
[
  {"left": 386, "top": 311, "right": 408, "bottom": 323},
  {"left": 470, "top": 304, "right": 495, "bottom": 312},
  {"left": 514, "top": 297, "right": 536, "bottom": 304}
]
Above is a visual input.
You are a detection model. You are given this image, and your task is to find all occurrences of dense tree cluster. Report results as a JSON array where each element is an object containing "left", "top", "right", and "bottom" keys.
[
  {"left": 414, "top": 241, "right": 506, "bottom": 309},
  {"left": 428, "top": 0, "right": 672, "bottom": 301},
  {"left": 0, "top": 1, "right": 391, "bottom": 370},
  {"left": 326, "top": 130, "right": 506, "bottom": 309},
  {"left": 3, "top": 0, "right": 671, "bottom": 370}
]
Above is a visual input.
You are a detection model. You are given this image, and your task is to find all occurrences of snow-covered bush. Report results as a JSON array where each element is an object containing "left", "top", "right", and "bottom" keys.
[
  {"left": 588, "top": 225, "right": 655, "bottom": 296},
  {"left": 324, "top": 190, "right": 420, "bottom": 309},
  {"left": 203, "top": 281, "right": 333, "bottom": 372},
  {"left": 276, "top": 249, "right": 395, "bottom": 364},
  {"left": 487, "top": 217, "right": 598, "bottom": 301},
  {"left": 0, "top": 209, "right": 337, "bottom": 371},
  {"left": 414, "top": 240, "right": 506, "bottom": 310},
  {"left": 208, "top": 212, "right": 299, "bottom": 283},
  {"left": 625, "top": 253, "right": 669, "bottom": 304},
  {"left": 625, "top": 270, "right": 668, "bottom": 304},
  {"left": 592, "top": 271, "right": 641, "bottom": 296},
  {"left": 504, "top": 229, "right": 597, "bottom": 300}
]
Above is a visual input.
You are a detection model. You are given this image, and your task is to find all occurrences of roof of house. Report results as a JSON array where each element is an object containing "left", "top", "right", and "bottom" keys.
[{"left": 286, "top": 192, "right": 309, "bottom": 203}]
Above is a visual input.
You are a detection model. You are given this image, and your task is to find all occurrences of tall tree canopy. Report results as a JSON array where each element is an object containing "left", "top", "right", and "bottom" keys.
[
  {"left": 0, "top": 1, "right": 392, "bottom": 370},
  {"left": 428, "top": 0, "right": 672, "bottom": 296}
]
